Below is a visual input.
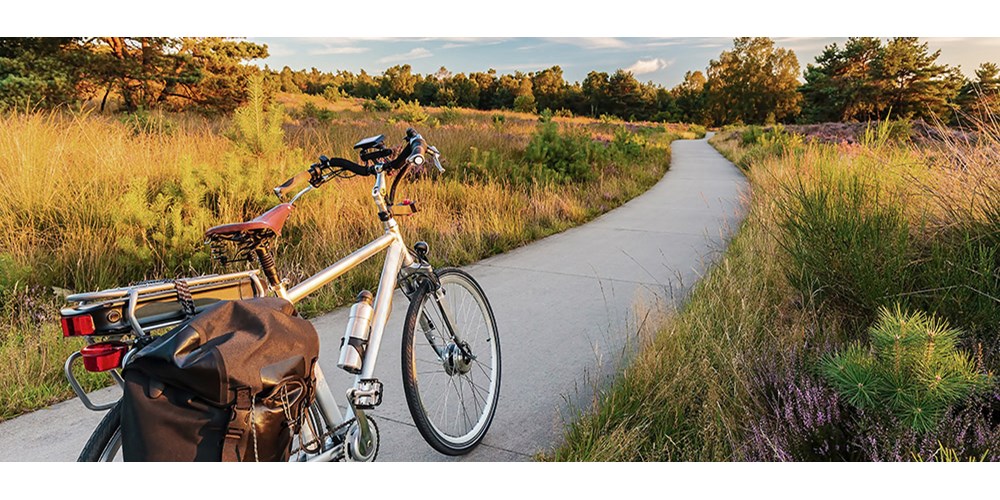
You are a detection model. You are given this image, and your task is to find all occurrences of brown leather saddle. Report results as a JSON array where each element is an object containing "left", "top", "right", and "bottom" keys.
[{"left": 204, "top": 203, "right": 294, "bottom": 264}]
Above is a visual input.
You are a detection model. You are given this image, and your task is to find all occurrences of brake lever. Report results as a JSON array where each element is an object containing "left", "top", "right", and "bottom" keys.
[{"left": 428, "top": 146, "right": 444, "bottom": 173}]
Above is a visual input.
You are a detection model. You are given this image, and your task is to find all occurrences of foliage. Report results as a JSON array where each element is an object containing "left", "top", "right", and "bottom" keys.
[
  {"left": 230, "top": 72, "right": 285, "bottom": 158},
  {"left": 392, "top": 99, "right": 429, "bottom": 123},
  {"left": 820, "top": 306, "right": 990, "bottom": 432},
  {"left": 775, "top": 148, "right": 911, "bottom": 319},
  {"left": 0, "top": 38, "right": 86, "bottom": 111},
  {"left": 0, "top": 105, "right": 677, "bottom": 419},
  {"left": 362, "top": 95, "right": 393, "bottom": 112},
  {"left": 800, "top": 37, "right": 965, "bottom": 123},
  {"left": 705, "top": 37, "right": 802, "bottom": 125},
  {"left": 523, "top": 120, "right": 598, "bottom": 183},
  {"left": 437, "top": 106, "right": 461, "bottom": 124}
]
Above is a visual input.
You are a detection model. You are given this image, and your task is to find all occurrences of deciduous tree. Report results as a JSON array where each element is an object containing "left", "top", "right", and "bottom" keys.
[{"left": 705, "top": 37, "right": 802, "bottom": 125}]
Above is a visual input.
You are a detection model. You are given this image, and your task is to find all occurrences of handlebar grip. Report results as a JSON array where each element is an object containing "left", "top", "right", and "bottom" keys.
[
  {"left": 274, "top": 170, "right": 313, "bottom": 199},
  {"left": 406, "top": 135, "right": 427, "bottom": 166}
]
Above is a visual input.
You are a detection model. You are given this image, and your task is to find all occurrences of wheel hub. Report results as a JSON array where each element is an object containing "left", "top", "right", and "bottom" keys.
[{"left": 443, "top": 342, "right": 473, "bottom": 376}]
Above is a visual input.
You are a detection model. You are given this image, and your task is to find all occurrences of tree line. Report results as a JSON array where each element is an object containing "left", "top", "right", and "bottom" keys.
[
  {"left": 0, "top": 37, "right": 266, "bottom": 113},
  {"left": 2, "top": 37, "right": 997, "bottom": 125}
]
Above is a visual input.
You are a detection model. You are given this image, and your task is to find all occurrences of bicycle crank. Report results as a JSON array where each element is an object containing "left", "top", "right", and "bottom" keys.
[{"left": 345, "top": 416, "right": 380, "bottom": 462}]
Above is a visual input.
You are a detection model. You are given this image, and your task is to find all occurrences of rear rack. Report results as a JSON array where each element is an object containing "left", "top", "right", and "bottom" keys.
[
  {"left": 63, "top": 271, "right": 267, "bottom": 337},
  {"left": 62, "top": 270, "right": 267, "bottom": 411}
]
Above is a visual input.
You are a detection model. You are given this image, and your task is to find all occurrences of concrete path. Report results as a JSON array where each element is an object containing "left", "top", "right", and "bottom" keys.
[{"left": 0, "top": 134, "right": 747, "bottom": 461}]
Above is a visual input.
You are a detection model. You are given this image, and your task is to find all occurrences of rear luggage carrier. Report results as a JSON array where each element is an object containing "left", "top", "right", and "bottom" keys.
[{"left": 61, "top": 271, "right": 267, "bottom": 410}]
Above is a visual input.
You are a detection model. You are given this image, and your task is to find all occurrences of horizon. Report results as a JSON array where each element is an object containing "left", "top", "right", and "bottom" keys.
[{"left": 249, "top": 37, "right": 1000, "bottom": 88}]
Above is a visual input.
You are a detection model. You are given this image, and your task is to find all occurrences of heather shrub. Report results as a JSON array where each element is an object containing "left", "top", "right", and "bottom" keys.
[
  {"left": 744, "top": 366, "right": 850, "bottom": 461},
  {"left": 820, "top": 306, "right": 991, "bottom": 432}
]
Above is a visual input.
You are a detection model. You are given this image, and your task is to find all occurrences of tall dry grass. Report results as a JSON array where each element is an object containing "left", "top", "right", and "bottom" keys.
[
  {"left": 0, "top": 101, "right": 695, "bottom": 420},
  {"left": 553, "top": 118, "right": 1000, "bottom": 461}
]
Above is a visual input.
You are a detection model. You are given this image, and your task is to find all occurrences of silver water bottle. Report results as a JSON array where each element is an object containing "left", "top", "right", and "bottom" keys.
[{"left": 338, "top": 290, "right": 374, "bottom": 374}]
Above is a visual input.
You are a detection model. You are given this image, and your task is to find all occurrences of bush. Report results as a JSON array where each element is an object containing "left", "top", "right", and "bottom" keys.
[
  {"left": 300, "top": 101, "right": 334, "bottom": 122},
  {"left": 524, "top": 121, "right": 597, "bottom": 183},
  {"left": 322, "top": 86, "right": 343, "bottom": 102},
  {"left": 820, "top": 306, "right": 991, "bottom": 432},
  {"left": 491, "top": 113, "right": 505, "bottom": 130},
  {"left": 392, "top": 99, "right": 428, "bottom": 124},
  {"left": 554, "top": 108, "right": 573, "bottom": 118},
  {"left": 609, "top": 127, "right": 645, "bottom": 160},
  {"left": 231, "top": 73, "right": 285, "bottom": 159},
  {"left": 437, "top": 106, "right": 461, "bottom": 125},
  {"left": 513, "top": 94, "right": 536, "bottom": 113},
  {"left": 362, "top": 95, "right": 393, "bottom": 112}
]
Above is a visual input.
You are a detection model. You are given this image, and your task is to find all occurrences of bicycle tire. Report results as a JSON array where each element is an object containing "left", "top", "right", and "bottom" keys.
[
  {"left": 78, "top": 402, "right": 123, "bottom": 462},
  {"left": 401, "top": 267, "right": 501, "bottom": 456}
]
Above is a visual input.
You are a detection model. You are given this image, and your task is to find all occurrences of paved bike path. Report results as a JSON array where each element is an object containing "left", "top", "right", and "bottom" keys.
[{"left": 0, "top": 134, "right": 747, "bottom": 461}]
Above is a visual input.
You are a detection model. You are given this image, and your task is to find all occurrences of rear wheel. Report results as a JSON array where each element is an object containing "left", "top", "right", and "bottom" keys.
[
  {"left": 78, "top": 402, "right": 122, "bottom": 462},
  {"left": 401, "top": 268, "right": 501, "bottom": 455}
]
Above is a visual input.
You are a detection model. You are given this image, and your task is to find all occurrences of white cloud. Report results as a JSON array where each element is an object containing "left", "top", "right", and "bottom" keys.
[
  {"left": 544, "top": 37, "right": 630, "bottom": 50},
  {"left": 309, "top": 46, "right": 370, "bottom": 55},
  {"left": 377, "top": 47, "right": 433, "bottom": 64},
  {"left": 625, "top": 58, "right": 670, "bottom": 75}
]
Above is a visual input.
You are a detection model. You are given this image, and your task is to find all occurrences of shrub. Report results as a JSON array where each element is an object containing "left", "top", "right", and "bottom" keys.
[
  {"left": 231, "top": 73, "right": 285, "bottom": 159},
  {"left": 362, "top": 95, "right": 393, "bottom": 112},
  {"left": 322, "top": 86, "right": 343, "bottom": 102},
  {"left": 820, "top": 306, "right": 991, "bottom": 432},
  {"left": 491, "top": 113, "right": 505, "bottom": 130},
  {"left": 300, "top": 101, "right": 334, "bottom": 122},
  {"left": 392, "top": 99, "right": 428, "bottom": 124},
  {"left": 524, "top": 121, "right": 596, "bottom": 183},
  {"left": 513, "top": 94, "right": 536, "bottom": 113},
  {"left": 437, "top": 106, "right": 461, "bottom": 125},
  {"left": 554, "top": 108, "right": 573, "bottom": 118},
  {"left": 609, "top": 127, "right": 645, "bottom": 160},
  {"left": 688, "top": 124, "right": 708, "bottom": 138}
]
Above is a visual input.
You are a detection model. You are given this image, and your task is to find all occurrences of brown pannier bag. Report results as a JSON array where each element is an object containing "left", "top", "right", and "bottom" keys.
[{"left": 120, "top": 297, "right": 319, "bottom": 461}]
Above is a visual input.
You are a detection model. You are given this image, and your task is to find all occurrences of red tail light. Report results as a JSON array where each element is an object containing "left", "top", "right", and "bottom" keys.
[
  {"left": 81, "top": 341, "right": 128, "bottom": 372},
  {"left": 61, "top": 315, "right": 96, "bottom": 337}
]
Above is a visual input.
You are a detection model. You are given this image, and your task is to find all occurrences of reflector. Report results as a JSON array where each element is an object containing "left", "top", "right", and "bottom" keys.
[
  {"left": 81, "top": 341, "right": 128, "bottom": 372},
  {"left": 61, "top": 315, "right": 96, "bottom": 337}
]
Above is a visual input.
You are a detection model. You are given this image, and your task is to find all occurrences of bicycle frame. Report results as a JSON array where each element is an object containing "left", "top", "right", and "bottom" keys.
[
  {"left": 271, "top": 168, "right": 443, "bottom": 461},
  {"left": 61, "top": 150, "right": 463, "bottom": 461}
]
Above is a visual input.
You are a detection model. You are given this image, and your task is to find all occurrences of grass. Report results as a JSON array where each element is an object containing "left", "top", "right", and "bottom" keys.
[
  {"left": 551, "top": 118, "right": 1000, "bottom": 461},
  {"left": 0, "top": 94, "right": 704, "bottom": 421}
]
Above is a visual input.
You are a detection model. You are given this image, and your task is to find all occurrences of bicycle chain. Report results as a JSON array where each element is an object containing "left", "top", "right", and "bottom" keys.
[{"left": 290, "top": 417, "right": 357, "bottom": 461}]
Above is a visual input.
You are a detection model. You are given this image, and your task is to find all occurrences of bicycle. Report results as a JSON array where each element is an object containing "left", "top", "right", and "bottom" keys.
[{"left": 59, "top": 128, "right": 501, "bottom": 461}]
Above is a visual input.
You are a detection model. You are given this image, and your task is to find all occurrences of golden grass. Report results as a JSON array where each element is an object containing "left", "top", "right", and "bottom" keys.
[{"left": 0, "top": 103, "right": 696, "bottom": 420}]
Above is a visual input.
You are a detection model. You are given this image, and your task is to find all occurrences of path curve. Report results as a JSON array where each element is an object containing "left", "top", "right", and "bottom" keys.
[{"left": 0, "top": 134, "right": 747, "bottom": 461}]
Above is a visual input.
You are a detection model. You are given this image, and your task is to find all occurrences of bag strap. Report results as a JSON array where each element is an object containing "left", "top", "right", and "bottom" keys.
[
  {"left": 173, "top": 279, "right": 196, "bottom": 317},
  {"left": 223, "top": 386, "right": 258, "bottom": 462}
]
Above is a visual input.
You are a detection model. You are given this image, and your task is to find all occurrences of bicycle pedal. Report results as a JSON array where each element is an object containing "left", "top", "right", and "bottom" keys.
[{"left": 350, "top": 378, "right": 383, "bottom": 409}]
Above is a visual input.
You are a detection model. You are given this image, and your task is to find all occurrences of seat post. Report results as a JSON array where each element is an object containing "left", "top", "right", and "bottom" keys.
[{"left": 254, "top": 247, "right": 282, "bottom": 290}]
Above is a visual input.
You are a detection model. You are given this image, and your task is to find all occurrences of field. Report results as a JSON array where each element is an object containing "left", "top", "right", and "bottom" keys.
[
  {"left": 0, "top": 92, "right": 703, "bottom": 420},
  {"left": 552, "top": 120, "right": 1000, "bottom": 461}
]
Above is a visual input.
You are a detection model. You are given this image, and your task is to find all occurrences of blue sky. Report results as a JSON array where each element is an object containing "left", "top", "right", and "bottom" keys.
[{"left": 250, "top": 37, "right": 1000, "bottom": 88}]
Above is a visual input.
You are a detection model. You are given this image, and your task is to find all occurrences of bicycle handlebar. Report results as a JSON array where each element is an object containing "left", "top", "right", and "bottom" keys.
[{"left": 273, "top": 128, "right": 440, "bottom": 201}]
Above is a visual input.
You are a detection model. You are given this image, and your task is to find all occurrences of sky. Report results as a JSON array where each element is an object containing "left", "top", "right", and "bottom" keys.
[{"left": 249, "top": 37, "right": 1000, "bottom": 88}]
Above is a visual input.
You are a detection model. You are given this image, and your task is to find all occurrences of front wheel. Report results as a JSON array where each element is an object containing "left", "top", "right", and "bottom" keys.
[{"left": 401, "top": 268, "right": 501, "bottom": 456}]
